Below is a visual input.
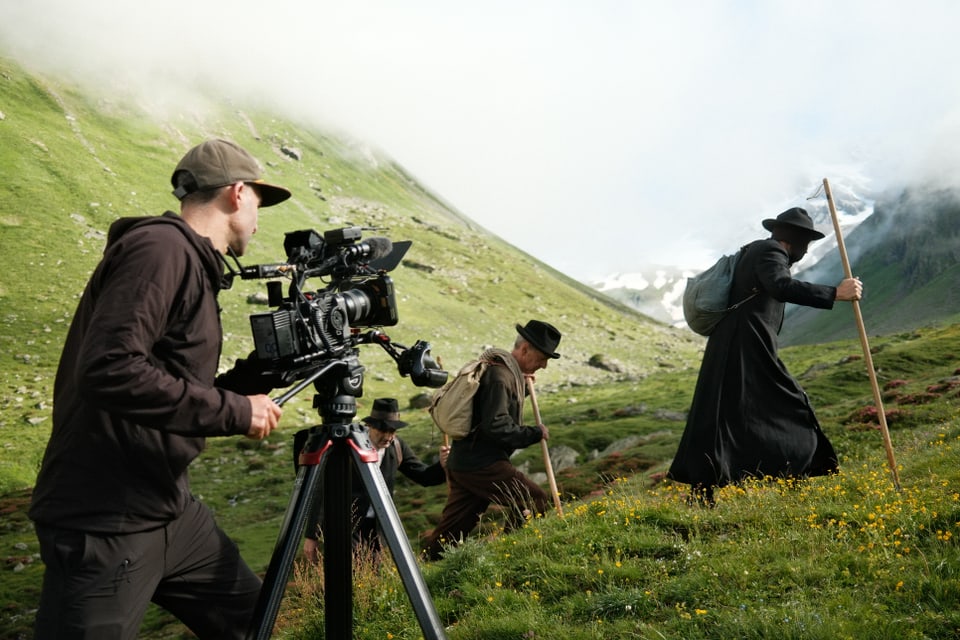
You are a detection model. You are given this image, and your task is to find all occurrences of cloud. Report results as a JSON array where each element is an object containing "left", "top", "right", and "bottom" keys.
[{"left": 3, "top": 0, "right": 959, "bottom": 278}]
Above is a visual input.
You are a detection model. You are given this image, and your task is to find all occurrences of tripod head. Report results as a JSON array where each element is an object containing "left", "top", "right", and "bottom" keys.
[{"left": 270, "top": 329, "right": 447, "bottom": 413}]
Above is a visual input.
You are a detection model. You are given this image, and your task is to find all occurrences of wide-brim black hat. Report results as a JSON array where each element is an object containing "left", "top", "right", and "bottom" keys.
[
  {"left": 762, "top": 207, "right": 825, "bottom": 240},
  {"left": 362, "top": 398, "right": 408, "bottom": 431},
  {"left": 516, "top": 320, "right": 562, "bottom": 359}
]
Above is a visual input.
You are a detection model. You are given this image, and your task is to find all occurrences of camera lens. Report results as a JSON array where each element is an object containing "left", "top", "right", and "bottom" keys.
[{"left": 339, "top": 288, "right": 373, "bottom": 323}]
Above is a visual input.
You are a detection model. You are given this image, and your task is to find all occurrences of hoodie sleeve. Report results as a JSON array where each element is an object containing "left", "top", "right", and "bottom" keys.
[{"left": 74, "top": 223, "right": 251, "bottom": 436}]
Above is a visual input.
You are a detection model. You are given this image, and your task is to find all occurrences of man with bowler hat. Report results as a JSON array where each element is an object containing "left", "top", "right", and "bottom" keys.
[
  {"left": 302, "top": 398, "right": 449, "bottom": 563},
  {"left": 422, "top": 319, "right": 562, "bottom": 560},
  {"left": 668, "top": 207, "right": 863, "bottom": 504}
]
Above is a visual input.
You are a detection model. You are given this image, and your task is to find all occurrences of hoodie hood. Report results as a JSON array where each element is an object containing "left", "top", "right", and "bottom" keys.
[{"left": 106, "top": 212, "right": 225, "bottom": 290}]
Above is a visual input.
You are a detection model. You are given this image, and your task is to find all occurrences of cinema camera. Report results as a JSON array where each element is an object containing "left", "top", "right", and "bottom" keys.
[{"left": 229, "top": 226, "right": 446, "bottom": 389}]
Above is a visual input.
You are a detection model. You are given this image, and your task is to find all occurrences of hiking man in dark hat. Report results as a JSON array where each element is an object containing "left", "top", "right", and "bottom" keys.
[
  {"left": 668, "top": 207, "right": 863, "bottom": 504},
  {"left": 422, "top": 319, "right": 562, "bottom": 560},
  {"left": 302, "top": 398, "right": 449, "bottom": 563}
]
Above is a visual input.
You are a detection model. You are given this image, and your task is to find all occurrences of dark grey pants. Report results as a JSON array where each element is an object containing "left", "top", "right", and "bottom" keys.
[{"left": 34, "top": 498, "right": 261, "bottom": 640}]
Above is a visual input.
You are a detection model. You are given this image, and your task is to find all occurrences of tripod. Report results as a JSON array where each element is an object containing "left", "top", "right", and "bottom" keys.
[{"left": 246, "top": 360, "right": 447, "bottom": 639}]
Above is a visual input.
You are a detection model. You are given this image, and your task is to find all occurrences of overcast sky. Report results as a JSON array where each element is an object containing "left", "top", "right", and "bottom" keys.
[{"left": 3, "top": 0, "right": 959, "bottom": 280}]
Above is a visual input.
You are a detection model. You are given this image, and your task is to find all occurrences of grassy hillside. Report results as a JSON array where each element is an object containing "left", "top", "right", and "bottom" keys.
[
  {"left": 280, "top": 324, "right": 960, "bottom": 639},
  {"left": 0, "top": 54, "right": 703, "bottom": 495},
  {"left": 2, "top": 55, "right": 959, "bottom": 639},
  {"left": 4, "top": 322, "right": 960, "bottom": 639}
]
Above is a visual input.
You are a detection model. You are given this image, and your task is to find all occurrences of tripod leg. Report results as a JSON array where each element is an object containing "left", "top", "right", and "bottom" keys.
[
  {"left": 323, "top": 436, "right": 353, "bottom": 638},
  {"left": 349, "top": 437, "right": 448, "bottom": 640},
  {"left": 246, "top": 429, "right": 331, "bottom": 640}
]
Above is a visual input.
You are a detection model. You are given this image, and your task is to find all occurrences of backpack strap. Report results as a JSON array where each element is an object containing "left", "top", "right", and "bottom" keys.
[
  {"left": 393, "top": 437, "right": 403, "bottom": 466},
  {"left": 479, "top": 347, "right": 526, "bottom": 424},
  {"left": 728, "top": 244, "right": 759, "bottom": 311}
]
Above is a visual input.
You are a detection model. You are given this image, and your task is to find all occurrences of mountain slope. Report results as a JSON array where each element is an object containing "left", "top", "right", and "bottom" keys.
[
  {"left": 587, "top": 183, "right": 877, "bottom": 330},
  {"left": 590, "top": 266, "right": 692, "bottom": 326},
  {"left": 588, "top": 183, "right": 960, "bottom": 346},
  {"left": 0, "top": 54, "right": 703, "bottom": 493},
  {"left": 781, "top": 186, "right": 960, "bottom": 345}
]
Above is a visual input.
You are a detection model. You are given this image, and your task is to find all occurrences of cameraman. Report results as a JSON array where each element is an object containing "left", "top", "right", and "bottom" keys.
[{"left": 29, "top": 139, "right": 289, "bottom": 639}]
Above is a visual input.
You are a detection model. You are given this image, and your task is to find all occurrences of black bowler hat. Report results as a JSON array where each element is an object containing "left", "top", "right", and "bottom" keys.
[
  {"left": 762, "top": 207, "right": 825, "bottom": 240},
  {"left": 516, "top": 320, "right": 562, "bottom": 359},
  {"left": 362, "top": 398, "right": 408, "bottom": 431}
]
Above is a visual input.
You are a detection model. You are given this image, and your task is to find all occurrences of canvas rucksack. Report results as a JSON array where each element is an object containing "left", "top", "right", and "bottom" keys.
[
  {"left": 428, "top": 348, "right": 524, "bottom": 440},
  {"left": 682, "top": 247, "right": 757, "bottom": 336}
]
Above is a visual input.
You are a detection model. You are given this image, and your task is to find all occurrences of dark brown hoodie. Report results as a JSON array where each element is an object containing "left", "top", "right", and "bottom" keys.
[{"left": 29, "top": 212, "right": 252, "bottom": 533}]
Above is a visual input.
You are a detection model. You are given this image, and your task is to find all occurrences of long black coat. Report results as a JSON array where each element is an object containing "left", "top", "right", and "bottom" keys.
[{"left": 669, "top": 238, "right": 840, "bottom": 488}]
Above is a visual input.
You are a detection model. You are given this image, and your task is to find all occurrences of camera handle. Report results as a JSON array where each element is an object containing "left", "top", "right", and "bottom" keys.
[{"left": 246, "top": 367, "right": 446, "bottom": 640}]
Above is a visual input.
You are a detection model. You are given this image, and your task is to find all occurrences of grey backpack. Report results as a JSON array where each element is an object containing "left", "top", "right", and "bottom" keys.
[{"left": 682, "top": 249, "right": 756, "bottom": 336}]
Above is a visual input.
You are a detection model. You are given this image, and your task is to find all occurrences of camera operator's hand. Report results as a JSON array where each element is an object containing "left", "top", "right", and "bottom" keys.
[{"left": 246, "top": 394, "right": 282, "bottom": 440}]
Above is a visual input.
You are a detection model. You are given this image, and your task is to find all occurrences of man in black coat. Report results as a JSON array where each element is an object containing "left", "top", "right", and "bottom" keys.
[
  {"left": 302, "top": 398, "right": 449, "bottom": 562},
  {"left": 668, "top": 207, "right": 862, "bottom": 503}
]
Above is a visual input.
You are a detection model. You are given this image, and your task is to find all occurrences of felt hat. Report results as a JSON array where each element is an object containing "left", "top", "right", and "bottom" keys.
[
  {"left": 171, "top": 139, "right": 291, "bottom": 207},
  {"left": 516, "top": 319, "right": 562, "bottom": 359},
  {"left": 362, "top": 398, "right": 408, "bottom": 431},
  {"left": 762, "top": 207, "right": 825, "bottom": 240}
]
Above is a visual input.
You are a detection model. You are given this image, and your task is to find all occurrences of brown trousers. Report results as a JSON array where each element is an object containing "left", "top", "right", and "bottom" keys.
[{"left": 422, "top": 459, "right": 549, "bottom": 560}]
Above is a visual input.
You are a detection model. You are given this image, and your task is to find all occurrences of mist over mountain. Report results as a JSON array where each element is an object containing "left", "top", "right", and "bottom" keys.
[
  {"left": 589, "top": 181, "right": 960, "bottom": 344},
  {"left": 782, "top": 184, "right": 960, "bottom": 345},
  {"left": 589, "top": 266, "right": 692, "bottom": 327},
  {"left": 0, "top": 53, "right": 705, "bottom": 429},
  {"left": 589, "top": 180, "right": 877, "bottom": 329}
]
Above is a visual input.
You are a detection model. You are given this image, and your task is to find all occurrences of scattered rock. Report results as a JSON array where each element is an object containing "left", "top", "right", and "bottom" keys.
[
  {"left": 280, "top": 145, "right": 302, "bottom": 161},
  {"left": 652, "top": 408, "right": 686, "bottom": 422},
  {"left": 613, "top": 404, "right": 646, "bottom": 417},
  {"left": 408, "top": 393, "right": 432, "bottom": 409},
  {"left": 549, "top": 445, "right": 579, "bottom": 471},
  {"left": 587, "top": 353, "right": 625, "bottom": 373}
]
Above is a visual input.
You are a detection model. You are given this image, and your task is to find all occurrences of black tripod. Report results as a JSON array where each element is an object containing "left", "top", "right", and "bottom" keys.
[{"left": 245, "top": 360, "right": 447, "bottom": 639}]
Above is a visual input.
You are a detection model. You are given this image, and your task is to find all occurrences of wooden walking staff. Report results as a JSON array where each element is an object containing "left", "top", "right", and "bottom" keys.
[
  {"left": 822, "top": 178, "right": 902, "bottom": 492},
  {"left": 525, "top": 377, "right": 564, "bottom": 515}
]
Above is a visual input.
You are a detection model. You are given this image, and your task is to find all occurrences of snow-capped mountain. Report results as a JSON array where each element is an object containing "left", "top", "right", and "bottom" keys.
[
  {"left": 589, "top": 266, "right": 694, "bottom": 326},
  {"left": 588, "top": 182, "right": 876, "bottom": 328}
]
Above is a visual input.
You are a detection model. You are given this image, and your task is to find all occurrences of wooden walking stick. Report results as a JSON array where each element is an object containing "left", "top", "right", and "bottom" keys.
[
  {"left": 525, "top": 377, "right": 564, "bottom": 515},
  {"left": 822, "top": 178, "right": 902, "bottom": 492}
]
